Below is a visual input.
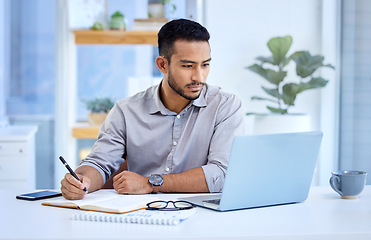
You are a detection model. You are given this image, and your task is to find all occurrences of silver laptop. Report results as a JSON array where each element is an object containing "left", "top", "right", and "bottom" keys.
[{"left": 179, "top": 131, "right": 323, "bottom": 211}]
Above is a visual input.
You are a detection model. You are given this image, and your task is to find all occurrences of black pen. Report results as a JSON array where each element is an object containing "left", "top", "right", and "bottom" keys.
[{"left": 59, "top": 156, "right": 87, "bottom": 192}]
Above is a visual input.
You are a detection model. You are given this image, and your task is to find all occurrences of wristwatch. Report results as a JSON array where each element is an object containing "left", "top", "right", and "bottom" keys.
[{"left": 148, "top": 174, "right": 163, "bottom": 193}]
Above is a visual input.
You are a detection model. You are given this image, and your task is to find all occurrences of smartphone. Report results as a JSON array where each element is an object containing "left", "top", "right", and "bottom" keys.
[{"left": 16, "top": 190, "right": 62, "bottom": 201}]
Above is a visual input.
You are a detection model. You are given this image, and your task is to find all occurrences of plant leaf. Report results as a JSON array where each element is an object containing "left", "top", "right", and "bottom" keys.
[
  {"left": 300, "top": 77, "right": 329, "bottom": 91},
  {"left": 267, "top": 35, "right": 292, "bottom": 65},
  {"left": 83, "top": 97, "right": 115, "bottom": 113},
  {"left": 251, "top": 96, "right": 277, "bottom": 103},
  {"left": 255, "top": 56, "right": 276, "bottom": 65},
  {"left": 281, "top": 77, "right": 329, "bottom": 106},
  {"left": 288, "top": 51, "right": 306, "bottom": 59},
  {"left": 282, "top": 83, "right": 301, "bottom": 106},
  {"left": 293, "top": 51, "right": 334, "bottom": 78},
  {"left": 262, "top": 86, "right": 280, "bottom": 99},
  {"left": 267, "top": 106, "right": 287, "bottom": 114},
  {"left": 247, "top": 64, "right": 287, "bottom": 85},
  {"left": 285, "top": 51, "right": 305, "bottom": 67},
  {"left": 323, "top": 63, "right": 335, "bottom": 69}
]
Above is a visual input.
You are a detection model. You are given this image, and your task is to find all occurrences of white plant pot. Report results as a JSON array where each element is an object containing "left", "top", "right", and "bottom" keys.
[
  {"left": 148, "top": 3, "right": 165, "bottom": 18},
  {"left": 245, "top": 114, "right": 312, "bottom": 135}
]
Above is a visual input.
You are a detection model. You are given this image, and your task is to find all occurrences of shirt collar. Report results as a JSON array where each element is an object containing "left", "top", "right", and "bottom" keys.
[
  {"left": 149, "top": 81, "right": 208, "bottom": 115},
  {"left": 192, "top": 85, "right": 208, "bottom": 108}
]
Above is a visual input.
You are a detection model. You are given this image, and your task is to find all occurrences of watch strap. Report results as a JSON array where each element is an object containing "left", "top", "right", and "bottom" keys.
[{"left": 152, "top": 185, "right": 161, "bottom": 194}]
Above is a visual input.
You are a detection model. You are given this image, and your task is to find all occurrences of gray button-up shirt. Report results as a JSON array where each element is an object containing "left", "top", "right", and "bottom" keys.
[{"left": 80, "top": 83, "right": 244, "bottom": 192}]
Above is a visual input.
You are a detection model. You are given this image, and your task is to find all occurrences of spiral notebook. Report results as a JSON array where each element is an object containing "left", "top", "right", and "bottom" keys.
[{"left": 72, "top": 208, "right": 197, "bottom": 226}]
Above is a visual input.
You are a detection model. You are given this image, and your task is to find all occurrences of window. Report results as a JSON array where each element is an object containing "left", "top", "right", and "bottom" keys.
[
  {"left": 339, "top": 0, "right": 371, "bottom": 184},
  {"left": 4, "top": 0, "right": 56, "bottom": 189},
  {"left": 7, "top": 0, "right": 56, "bottom": 115}
]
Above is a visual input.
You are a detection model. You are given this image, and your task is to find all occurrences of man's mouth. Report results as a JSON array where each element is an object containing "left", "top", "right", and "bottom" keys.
[{"left": 186, "top": 82, "right": 205, "bottom": 92}]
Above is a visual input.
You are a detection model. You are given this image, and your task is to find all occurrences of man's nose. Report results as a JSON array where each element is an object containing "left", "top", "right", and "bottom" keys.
[{"left": 191, "top": 67, "right": 203, "bottom": 81}]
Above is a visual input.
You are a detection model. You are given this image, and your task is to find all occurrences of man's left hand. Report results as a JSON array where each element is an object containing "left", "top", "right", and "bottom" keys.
[{"left": 112, "top": 170, "right": 152, "bottom": 194}]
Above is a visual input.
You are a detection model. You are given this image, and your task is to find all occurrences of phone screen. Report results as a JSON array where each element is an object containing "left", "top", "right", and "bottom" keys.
[{"left": 16, "top": 190, "right": 62, "bottom": 201}]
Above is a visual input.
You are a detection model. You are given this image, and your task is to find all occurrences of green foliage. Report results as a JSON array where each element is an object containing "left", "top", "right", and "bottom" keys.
[
  {"left": 158, "top": 0, "right": 174, "bottom": 5},
  {"left": 246, "top": 35, "right": 334, "bottom": 114},
  {"left": 111, "top": 11, "right": 124, "bottom": 18},
  {"left": 90, "top": 21, "right": 105, "bottom": 30},
  {"left": 83, "top": 97, "right": 115, "bottom": 113}
]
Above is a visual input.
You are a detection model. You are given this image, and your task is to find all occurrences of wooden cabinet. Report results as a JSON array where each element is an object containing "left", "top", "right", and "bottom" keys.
[{"left": 0, "top": 126, "right": 37, "bottom": 190}]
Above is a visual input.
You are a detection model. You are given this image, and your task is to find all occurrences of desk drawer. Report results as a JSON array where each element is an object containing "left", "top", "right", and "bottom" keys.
[
  {"left": 0, "top": 142, "right": 28, "bottom": 156},
  {"left": 0, "top": 157, "right": 27, "bottom": 180}
]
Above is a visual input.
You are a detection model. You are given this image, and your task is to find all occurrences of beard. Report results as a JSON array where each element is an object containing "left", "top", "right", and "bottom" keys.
[{"left": 167, "top": 70, "right": 205, "bottom": 101}]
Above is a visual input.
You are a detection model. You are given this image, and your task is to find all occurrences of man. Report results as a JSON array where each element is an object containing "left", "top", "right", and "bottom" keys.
[{"left": 61, "top": 18, "right": 244, "bottom": 200}]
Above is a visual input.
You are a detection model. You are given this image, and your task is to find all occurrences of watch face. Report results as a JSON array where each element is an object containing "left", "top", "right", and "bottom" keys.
[{"left": 149, "top": 174, "right": 163, "bottom": 186}]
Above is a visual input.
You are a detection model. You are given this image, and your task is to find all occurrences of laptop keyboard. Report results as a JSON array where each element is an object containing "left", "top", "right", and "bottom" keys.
[{"left": 202, "top": 199, "right": 221, "bottom": 205}]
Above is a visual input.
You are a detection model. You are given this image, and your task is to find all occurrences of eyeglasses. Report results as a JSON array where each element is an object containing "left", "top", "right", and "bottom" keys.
[{"left": 146, "top": 200, "right": 194, "bottom": 211}]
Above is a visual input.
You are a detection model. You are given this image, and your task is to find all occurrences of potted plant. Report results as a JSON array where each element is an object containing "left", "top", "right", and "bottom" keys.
[
  {"left": 83, "top": 97, "right": 115, "bottom": 126},
  {"left": 246, "top": 35, "right": 334, "bottom": 134},
  {"left": 90, "top": 21, "right": 105, "bottom": 31},
  {"left": 148, "top": 0, "right": 176, "bottom": 18},
  {"left": 109, "top": 11, "right": 125, "bottom": 30}
]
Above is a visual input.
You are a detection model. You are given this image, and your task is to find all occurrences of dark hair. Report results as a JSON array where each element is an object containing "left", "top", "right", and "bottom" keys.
[{"left": 158, "top": 19, "right": 210, "bottom": 63}]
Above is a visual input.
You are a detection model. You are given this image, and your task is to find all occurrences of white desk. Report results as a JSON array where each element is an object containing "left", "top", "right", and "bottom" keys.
[{"left": 1, "top": 186, "right": 370, "bottom": 240}]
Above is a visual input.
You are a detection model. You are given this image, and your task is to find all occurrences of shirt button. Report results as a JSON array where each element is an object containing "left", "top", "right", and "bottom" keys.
[
  {"left": 173, "top": 141, "right": 177, "bottom": 146},
  {"left": 165, "top": 167, "right": 170, "bottom": 172},
  {"left": 176, "top": 115, "right": 180, "bottom": 119}
]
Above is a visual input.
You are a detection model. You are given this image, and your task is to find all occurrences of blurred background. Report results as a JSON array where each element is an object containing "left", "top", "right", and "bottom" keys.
[{"left": 0, "top": 0, "right": 369, "bottom": 190}]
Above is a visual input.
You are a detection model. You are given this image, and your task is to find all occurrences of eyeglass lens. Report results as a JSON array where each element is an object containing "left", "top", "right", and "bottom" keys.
[{"left": 147, "top": 201, "right": 193, "bottom": 210}]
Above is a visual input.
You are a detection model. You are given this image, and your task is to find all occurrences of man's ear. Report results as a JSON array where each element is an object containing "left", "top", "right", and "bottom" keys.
[{"left": 155, "top": 56, "right": 168, "bottom": 74}]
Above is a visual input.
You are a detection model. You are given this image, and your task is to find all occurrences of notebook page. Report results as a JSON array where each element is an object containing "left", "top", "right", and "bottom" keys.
[
  {"left": 80, "top": 194, "right": 159, "bottom": 213},
  {"left": 42, "top": 189, "right": 119, "bottom": 207}
]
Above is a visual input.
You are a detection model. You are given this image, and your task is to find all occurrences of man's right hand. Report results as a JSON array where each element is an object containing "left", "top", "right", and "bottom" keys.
[{"left": 60, "top": 173, "right": 90, "bottom": 200}]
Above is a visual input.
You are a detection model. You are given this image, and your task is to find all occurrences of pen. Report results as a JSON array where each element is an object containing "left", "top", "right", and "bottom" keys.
[{"left": 59, "top": 156, "right": 87, "bottom": 192}]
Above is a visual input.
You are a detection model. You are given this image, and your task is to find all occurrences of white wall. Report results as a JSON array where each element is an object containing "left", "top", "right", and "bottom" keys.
[
  {"left": 204, "top": 0, "right": 323, "bottom": 121},
  {"left": 203, "top": 0, "right": 338, "bottom": 185}
]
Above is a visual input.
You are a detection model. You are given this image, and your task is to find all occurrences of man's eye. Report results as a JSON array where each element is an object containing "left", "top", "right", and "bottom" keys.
[
  {"left": 203, "top": 63, "right": 210, "bottom": 67},
  {"left": 183, "top": 65, "right": 193, "bottom": 68}
]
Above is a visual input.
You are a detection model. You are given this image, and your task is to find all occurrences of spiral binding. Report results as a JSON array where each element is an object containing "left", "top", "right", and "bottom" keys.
[{"left": 71, "top": 209, "right": 196, "bottom": 226}]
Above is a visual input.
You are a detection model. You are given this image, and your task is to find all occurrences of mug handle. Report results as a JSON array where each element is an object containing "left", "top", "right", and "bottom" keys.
[{"left": 329, "top": 175, "right": 342, "bottom": 196}]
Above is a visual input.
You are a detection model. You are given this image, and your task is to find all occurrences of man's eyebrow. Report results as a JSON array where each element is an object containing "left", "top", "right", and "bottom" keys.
[
  {"left": 180, "top": 58, "right": 212, "bottom": 64},
  {"left": 203, "top": 58, "right": 212, "bottom": 63}
]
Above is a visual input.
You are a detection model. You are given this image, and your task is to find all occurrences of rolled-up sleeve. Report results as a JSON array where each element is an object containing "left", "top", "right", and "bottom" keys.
[
  {"left": 79, "top": 102, "right": 127, "bottom": 184},
  {"left": 202, "top": 94, "right": 245, "bottom": 192}
]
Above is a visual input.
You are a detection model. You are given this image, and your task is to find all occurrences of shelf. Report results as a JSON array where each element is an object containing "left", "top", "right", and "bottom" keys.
[
  {"left": 70, "top": 30, "right": 158, "bottom": 140},
  {"left": 72, "top": 122, "right": 100, "bottom": 139},
  {"left": 73, "top": 30, "right": 158, "bottom": 45}
]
